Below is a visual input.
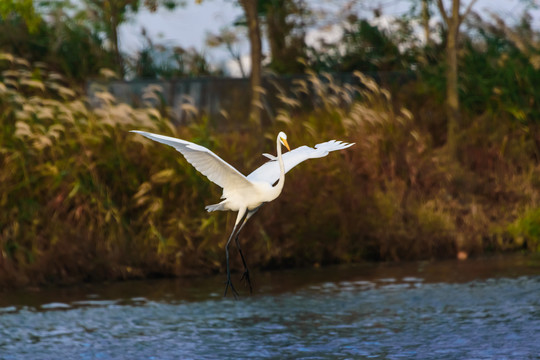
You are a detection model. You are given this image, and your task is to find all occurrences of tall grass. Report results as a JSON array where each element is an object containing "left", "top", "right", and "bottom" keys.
[
  {"left": 1, "top": 53, "right": 539, "bottom": 289},
  {"left": 0, "top": 53, "right": 198, "bottom": 286}
]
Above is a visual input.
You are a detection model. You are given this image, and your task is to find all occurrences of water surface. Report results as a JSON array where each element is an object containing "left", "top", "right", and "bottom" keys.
[{"left": 1, "top": 255, "right": 539, "bottom": 359}]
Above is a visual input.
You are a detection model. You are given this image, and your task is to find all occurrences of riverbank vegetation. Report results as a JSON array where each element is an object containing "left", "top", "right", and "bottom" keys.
[
  {"left": 2, "top": 1, "right": 540, "bottom": 289},
  {"left": 0, "top": 55, "right": 539, "bottom": 289}
]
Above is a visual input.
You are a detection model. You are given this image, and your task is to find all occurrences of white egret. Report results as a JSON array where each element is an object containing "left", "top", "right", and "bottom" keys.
[{"left": 131, "top": 130, "right": 354, "bottom": 298}]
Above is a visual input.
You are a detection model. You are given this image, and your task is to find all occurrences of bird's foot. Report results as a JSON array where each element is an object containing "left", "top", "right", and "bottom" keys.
[
  {"left": 240, "top": 270, "right": 253, "bottom": 294},
  {"left": 224, "top": 276, "right": 239, "bottom": 299}
]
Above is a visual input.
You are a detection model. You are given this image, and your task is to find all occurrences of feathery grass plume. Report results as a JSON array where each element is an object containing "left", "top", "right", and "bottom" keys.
[
  {"left": 0, "top": 53, "right": 213, "bottom": 287},
  {"left": 253, "top": 71, "right": 453, "bottom": 263},
  {"left": 1, "top": 53, "right": 539, "bottom": 288}
]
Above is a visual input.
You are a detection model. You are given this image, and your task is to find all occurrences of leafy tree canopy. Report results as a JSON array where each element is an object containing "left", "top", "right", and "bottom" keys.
[{"left": 0, "top": 0, "right": 41, "bottom": 32}]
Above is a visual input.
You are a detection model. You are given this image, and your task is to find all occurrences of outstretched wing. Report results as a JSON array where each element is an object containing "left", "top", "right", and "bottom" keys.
[
  {"left": 247, "top": 140, "right": 354, "bottom": 184},
  {"left": 131, "top": 130, "right": 253, "bottom": 190}
]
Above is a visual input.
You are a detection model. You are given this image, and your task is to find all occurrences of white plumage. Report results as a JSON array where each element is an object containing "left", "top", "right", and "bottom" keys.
[
  {"left": 130, "top": 131, "right": 251, "bottom": 191},
  {"left": 247, "top": 140, "right": 354, "bottom": 184},
  {"left": 131, "top": 130, "right": 354, "bottom": 298}
]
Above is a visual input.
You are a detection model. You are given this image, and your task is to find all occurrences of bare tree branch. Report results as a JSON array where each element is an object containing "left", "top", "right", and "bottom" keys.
[
  {"left": 460, "top": 0, "right": 479, "bottom": 24},
  {"left": 436, "top": 0, "right": 449, "bottom": 25}
]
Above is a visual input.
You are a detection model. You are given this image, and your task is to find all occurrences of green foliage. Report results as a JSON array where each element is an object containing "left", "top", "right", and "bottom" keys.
[
  {"left": 130, "top": 31, "right": 219, "bottom": 79},
  {"left": 260, "top": 71, "right": 456, "bottom": 263},
  {"left": 0, "top": 53, "right": 202, "bottom": 286},
  {"left": 307, "top": 17, "right": 419, "bottom": 73},
  {"left": 0, "top": 0, "right": 40, "bottom": 32},
  {"left": 460, "top": 24, "right": 540, "bottom": 122},
  {"left": 81, "top": 0, "right": 183, "bottom": 77},
  {"left": 507, "top": 208, "right": 540, "bottom": 251},
  {"left": 0, "top": 0, "right": 196, "bottom": 82},
  {"left": 259, "top": 0, "right": 307, "bottom": 74},
  {"left": 2, "top": 45, "right": 540, "bottom": 289},
  {"left": 0, "top": 7, "right": 115, "bottom": 81},
  {"left": 418, "top": 13, "right": 540, "bottom": 126}
]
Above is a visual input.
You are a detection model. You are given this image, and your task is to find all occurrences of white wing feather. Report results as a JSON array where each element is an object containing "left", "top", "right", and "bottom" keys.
[
  {"left": 247, "top": 140, "right": 354, "bottom": 184},
  {"left": 131, "top": 130, "right": 253, "bottom": 190}
]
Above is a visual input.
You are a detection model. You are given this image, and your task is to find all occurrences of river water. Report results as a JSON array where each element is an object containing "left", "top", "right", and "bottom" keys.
[{"left": 1, "top": 255, "right": 539, "bottom": 359}]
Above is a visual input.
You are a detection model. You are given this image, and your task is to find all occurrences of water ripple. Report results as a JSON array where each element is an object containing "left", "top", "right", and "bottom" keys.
[{"left": 1, "top": 260, "right": 540, "bottom": 359}]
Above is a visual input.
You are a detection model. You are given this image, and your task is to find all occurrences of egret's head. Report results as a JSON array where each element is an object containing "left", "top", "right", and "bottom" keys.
[{"left": 278, "top": 132, "right": 290, "bottom": 151}]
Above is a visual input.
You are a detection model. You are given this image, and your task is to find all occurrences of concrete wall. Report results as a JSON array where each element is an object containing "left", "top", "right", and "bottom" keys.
[{"left": 86, "top": 73, "right": 408, "bottom": 128}]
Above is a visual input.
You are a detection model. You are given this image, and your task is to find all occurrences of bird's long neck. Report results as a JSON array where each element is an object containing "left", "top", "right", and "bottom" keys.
[{"left": 269, "top": 136, "right": 286, "bottom": 199}]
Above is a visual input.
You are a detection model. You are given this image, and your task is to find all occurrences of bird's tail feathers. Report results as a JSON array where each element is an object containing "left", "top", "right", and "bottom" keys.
[{"left": 205, "top": 203, "right": 226, "bottom": 212}]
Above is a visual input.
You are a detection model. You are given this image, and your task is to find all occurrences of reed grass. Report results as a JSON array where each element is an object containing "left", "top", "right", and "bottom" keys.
[{"left": 1, "top": 53, "right": 538, "bottom": 289}]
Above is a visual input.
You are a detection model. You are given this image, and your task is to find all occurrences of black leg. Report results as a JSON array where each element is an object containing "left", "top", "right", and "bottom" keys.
[
  {"left": 224, "top": 226, "right": 239, "bottom": 299},
  {"left": 235, "top": 233, "right": 253, "bottom": 294},
  {"left": 234, "top": 208, "right": 259, "bottom": 294}
]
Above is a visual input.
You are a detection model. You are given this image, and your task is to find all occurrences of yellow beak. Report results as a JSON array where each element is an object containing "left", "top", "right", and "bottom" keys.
[{"left": 281, "top": 138, "right": 291, "bottom": 151}]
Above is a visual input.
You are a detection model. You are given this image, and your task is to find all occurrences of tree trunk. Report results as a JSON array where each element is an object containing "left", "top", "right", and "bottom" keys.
[
  {"left": 445, "top": 0, "right": 460, "bottom": 157},
  {"left": 266, "top": 1, "right": 287, "bottom": 70},
  {"left": 265, "top": 0, "right": 306, "bottom": 74},
  {"left": 239, "top": 0, "right": 263, "bottom": 131},
  {"left": 435, "top": 0, "right": 478, "bottom": 157},
  {"left": 422, "top": 0, "right": 431, "bottom": 46},
  {"left": 110, "top": 11, "right": 124, "bottom": 78},
  {"left": 101, "top": 0, "right": 124, "bottom": 78}
]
